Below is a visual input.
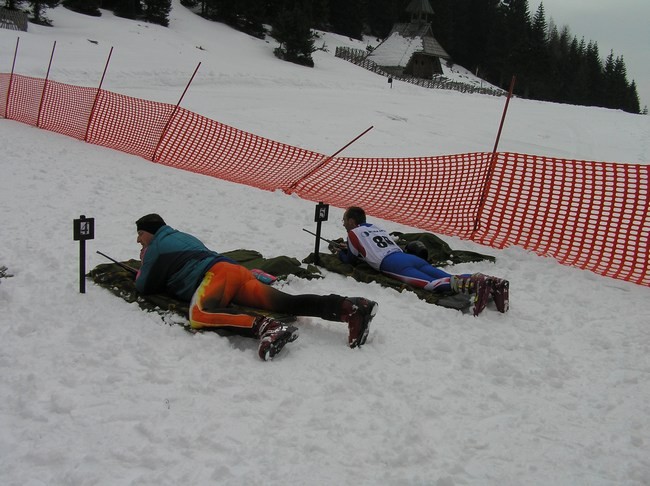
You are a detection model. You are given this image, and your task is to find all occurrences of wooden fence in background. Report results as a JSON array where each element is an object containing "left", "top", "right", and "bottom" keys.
[
  {"left": 335, "top": 46, "right": 505, "bottom": 97},
  {"left": 0, "top": 8, "right": 28, "bottom": 32}
]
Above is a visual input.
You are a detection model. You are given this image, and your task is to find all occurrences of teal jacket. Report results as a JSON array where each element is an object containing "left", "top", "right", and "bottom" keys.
[{"left": 135, "top": 225, "right": 234, "bottom": 301}]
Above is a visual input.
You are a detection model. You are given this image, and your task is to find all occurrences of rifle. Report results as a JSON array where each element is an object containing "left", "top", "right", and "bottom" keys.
[
  {"left": 302, "top": 228, "right": 346, "bottom": 251},
  {"left": 302, "top": 227, "right": 334, "bottom": 244},
  {"left": 96, "top": 250, "right": 138, "bottom": 275}
]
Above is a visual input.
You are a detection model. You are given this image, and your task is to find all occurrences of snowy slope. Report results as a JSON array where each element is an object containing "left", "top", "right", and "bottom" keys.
[{"left": 1, "top": 3, "right": 649, "bottom": 485}]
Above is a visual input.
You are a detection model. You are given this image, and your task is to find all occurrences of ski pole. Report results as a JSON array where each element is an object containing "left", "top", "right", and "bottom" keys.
[{"left": 96, "top": 250, "right": 138, "bottom": 274}]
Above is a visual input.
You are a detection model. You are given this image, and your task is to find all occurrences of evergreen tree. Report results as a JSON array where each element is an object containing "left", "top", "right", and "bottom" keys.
[
  {"left": 610, "top": 55, "right": 629, "bottom": 109},
  {"left": 178, "top": 0, "right": 201, "bottom": 13},
  {"left": 99, "top": 0, "right": 116, "bottom": 10},
  {"left": 547, "top": 24, "right": 572, "bottom": 102},
  {"left": 328, "top": 0, "right": 364, "bottom": 39},
  {"left": 603, "top": 51, "right": 618, "bottom": 109},
  {"left": 501, "top": 0, "right": 532, "bottom": 96},
  {"left": 2, "top": 0, "right": 24, "bottom": 9},
  {"left": 27, "top": 0, "right": 60, "bottom": 25},
  {"left": 528, "top": 3, "right": 550, "bottom": 99},
  {"left": 459, "top": 0, "right": 501, "bottom": 81},
  {"left": 480, "top": 1, "right": 509, "bottom": 87},
  {"left": 204, "top": 0, "right": 235, "bottom": 23},
  {"left": 429, "top": 0, "right": 453, "bottom": 49},
  {"left": 272, "top": 2, "right": 315, "bottom": 67},
  {"left": 142, "top": 0, "right": 171, "bottom": 26},
  {"left": 197, "top": 0, "right": 264, "bottom": 37},
  {"left": 310, "top": 0, "right": 330, "bottom": 31},
  {"left": 63, "top": 0, "right": 101, "bottom": 16},
  {"left": 113, "top": 0, "right": 141, "bottom": 19},
  {"left": 624, "top": 81, "right": 641, "bottom": 114},
  {"left": 365, "top": 0, "right": 406, "bottom": 38},
  {"left": 583, "top": 41, "right": 604, "bottom": 106},
  {"left": 607, "top": 56, "right": 640, "bottom": 114},
  {"left": 444, "top": 0, "right": 472, "bottom": 67},
  {"left": 232, "top": 0, "right": 266, "bottom": 38}
]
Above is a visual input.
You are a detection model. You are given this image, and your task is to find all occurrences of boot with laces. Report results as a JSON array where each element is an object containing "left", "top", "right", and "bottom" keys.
[
  {"left": 340, "top": 297, "right": 378, "bottom": 348},
  {"left": 488, "top": 277, "right": 509, "bottom": 313},
  {"left": 253, "top": 316, "right": 299, "bottom": 361},
  {"left": 451, "top": 273, "right": 491, "bottom": 317}
]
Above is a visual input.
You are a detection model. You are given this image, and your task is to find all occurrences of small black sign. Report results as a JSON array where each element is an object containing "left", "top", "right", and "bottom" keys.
[
  {"left": 73, "top": 215, "right": 95, "bottom": 241},
  {"left": 314, "top": 202, "right": 329, "bottom": 222}
]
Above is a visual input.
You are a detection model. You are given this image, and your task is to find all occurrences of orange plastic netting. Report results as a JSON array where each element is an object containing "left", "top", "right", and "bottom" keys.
[{"left": 2, "top": 74, "right": 648, "bottom": 286}]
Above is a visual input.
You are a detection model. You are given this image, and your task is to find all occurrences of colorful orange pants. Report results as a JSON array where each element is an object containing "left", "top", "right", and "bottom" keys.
[{"left": 189, "top": 261, "right": 343, "bottom": 331}]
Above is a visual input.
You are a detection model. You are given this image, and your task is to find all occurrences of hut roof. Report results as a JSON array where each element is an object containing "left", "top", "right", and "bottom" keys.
[{"left": 368, "top": 23, "right": 450, "bottom": 67}]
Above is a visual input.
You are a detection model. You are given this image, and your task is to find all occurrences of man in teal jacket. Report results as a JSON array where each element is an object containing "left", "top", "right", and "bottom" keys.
[{"left": 135, "top": 214, "right": 378, "bottom": 361}]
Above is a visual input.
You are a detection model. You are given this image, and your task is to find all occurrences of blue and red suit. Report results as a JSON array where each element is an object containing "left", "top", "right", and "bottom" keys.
[{"left": 338, "top": 223, "right": 456, "bottom": 292}]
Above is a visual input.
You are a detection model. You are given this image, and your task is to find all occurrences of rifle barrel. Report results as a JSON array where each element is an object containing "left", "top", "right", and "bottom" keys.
[
  {"left": 302, "top": 228, "right": 334, "bottom": 244},
  {"left": 96, "top": 250, "right": 138, "bottom": 274}
]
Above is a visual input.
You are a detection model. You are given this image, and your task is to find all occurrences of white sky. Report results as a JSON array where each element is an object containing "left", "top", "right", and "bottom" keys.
[{"left": 536, "top": 0, "right": 650, "bottom": 109}]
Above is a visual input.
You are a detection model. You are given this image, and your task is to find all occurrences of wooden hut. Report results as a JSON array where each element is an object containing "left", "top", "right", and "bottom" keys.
[{"left": 367, "top": 0, "right": 450, "bottom": 78}]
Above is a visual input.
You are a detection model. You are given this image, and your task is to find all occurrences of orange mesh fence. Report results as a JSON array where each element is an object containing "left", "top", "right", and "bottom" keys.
[
  {"left": 38, "top": 79, "right": 97, "bottom": 140},
  {"left": 475, "top": 153, "right": 649, "bottom": 286},
  {"left": 292, "top": 153, "right": 492, "bottom": 239},
  {"left": 86, "top": 90, "right": 175, "bottom": 160},
  {"left": 4, "top": 74, "right": 44, "bottom": 126},
  {"left": 155, "top": 106, "right": 327, "bottom": 191},
  {"left": 1, "top": 74, "right": 648, "bottom": 287}
]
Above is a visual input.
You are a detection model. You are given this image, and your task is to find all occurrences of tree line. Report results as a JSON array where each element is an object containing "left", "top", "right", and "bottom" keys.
[
  {"left": 2, "top": 0, "right": 171, "bottom": 27},
  {"left": 3, "top": 0, "right": 642, "bottom": 113},
  {"left": 427, "top": 0, "right": 642, "bottom": 114},
  {"left": 174, "top": 0, "right": 642, "bottom": 114}
]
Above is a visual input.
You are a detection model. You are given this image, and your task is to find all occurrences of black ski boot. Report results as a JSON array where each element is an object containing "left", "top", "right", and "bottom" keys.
[{"left": 340, "top": 298, "right": 378, "bottom": 348}]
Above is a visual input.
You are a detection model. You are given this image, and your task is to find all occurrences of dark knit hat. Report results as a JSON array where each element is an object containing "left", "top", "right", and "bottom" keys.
[{"left": 136, "top": 213, "right": 166, "bottom": 235}]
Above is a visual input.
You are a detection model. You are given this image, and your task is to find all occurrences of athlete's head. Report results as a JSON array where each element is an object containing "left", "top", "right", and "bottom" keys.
[
  {"left": 136, "top": 213, "right": 166, "bottom": 248},
  {"left": 343, "top": 206, "right": 366, "bottom": 231}
]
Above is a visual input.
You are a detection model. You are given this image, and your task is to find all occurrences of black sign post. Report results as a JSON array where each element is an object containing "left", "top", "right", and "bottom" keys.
[
  {"left": 73, "top": 215, "right": 95, "bottom": 294},
  {"left": 313, "top": 202, "right": 329, "bottom": 265}
]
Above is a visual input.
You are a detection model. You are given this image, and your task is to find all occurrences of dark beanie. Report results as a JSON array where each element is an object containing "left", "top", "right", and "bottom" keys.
[{"left": 136, "top": 213, "right": 166, "bottom": 235}]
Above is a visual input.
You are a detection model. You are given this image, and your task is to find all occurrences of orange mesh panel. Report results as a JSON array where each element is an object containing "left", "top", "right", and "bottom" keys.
[
  {"left": 475, "top": 153, "right": 649, "bottom": 286},
  {"left": 86, "top": 90, "right": 175, "bottom": 160},
  {"left": 4, "top": 74, "right": 44, "bottom": 126},
  {"left": 294, "top": 153, "right": 492, "bottom": 238},
  {"left": 38, "top": 80, "right": 97, "bottom": 140},
  {"left": 155, "top": 107, "right": 326, "bottom": 191}
]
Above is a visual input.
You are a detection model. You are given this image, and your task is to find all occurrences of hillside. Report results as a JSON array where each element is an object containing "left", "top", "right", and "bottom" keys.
[
  {"left": 1, "top": 2, "right": 649, "bottom": 485},
  {"left": 2, "top": 2, "right": 647, "bottom": 162}
]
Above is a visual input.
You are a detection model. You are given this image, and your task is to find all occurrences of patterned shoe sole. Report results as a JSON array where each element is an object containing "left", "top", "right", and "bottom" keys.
[
  {"left": 489, "top": 278, "right": 510, "bottom": 313},
  {"left": 350, "top": 300, "right": 378, "bottom": 348},
  {"left": 472, "top": 276, "right": 491, "bottom": 316},
  {"left": 260, "top": 326, "right": 299, "bottom": 361},
  {"left": 359, "top": 301, "right": 378, "bottom": 346}
]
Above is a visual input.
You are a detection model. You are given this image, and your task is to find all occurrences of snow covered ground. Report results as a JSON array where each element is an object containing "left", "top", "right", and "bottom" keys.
[{"left": 1, "top": 3, "right": 649, "bottom": 485}]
